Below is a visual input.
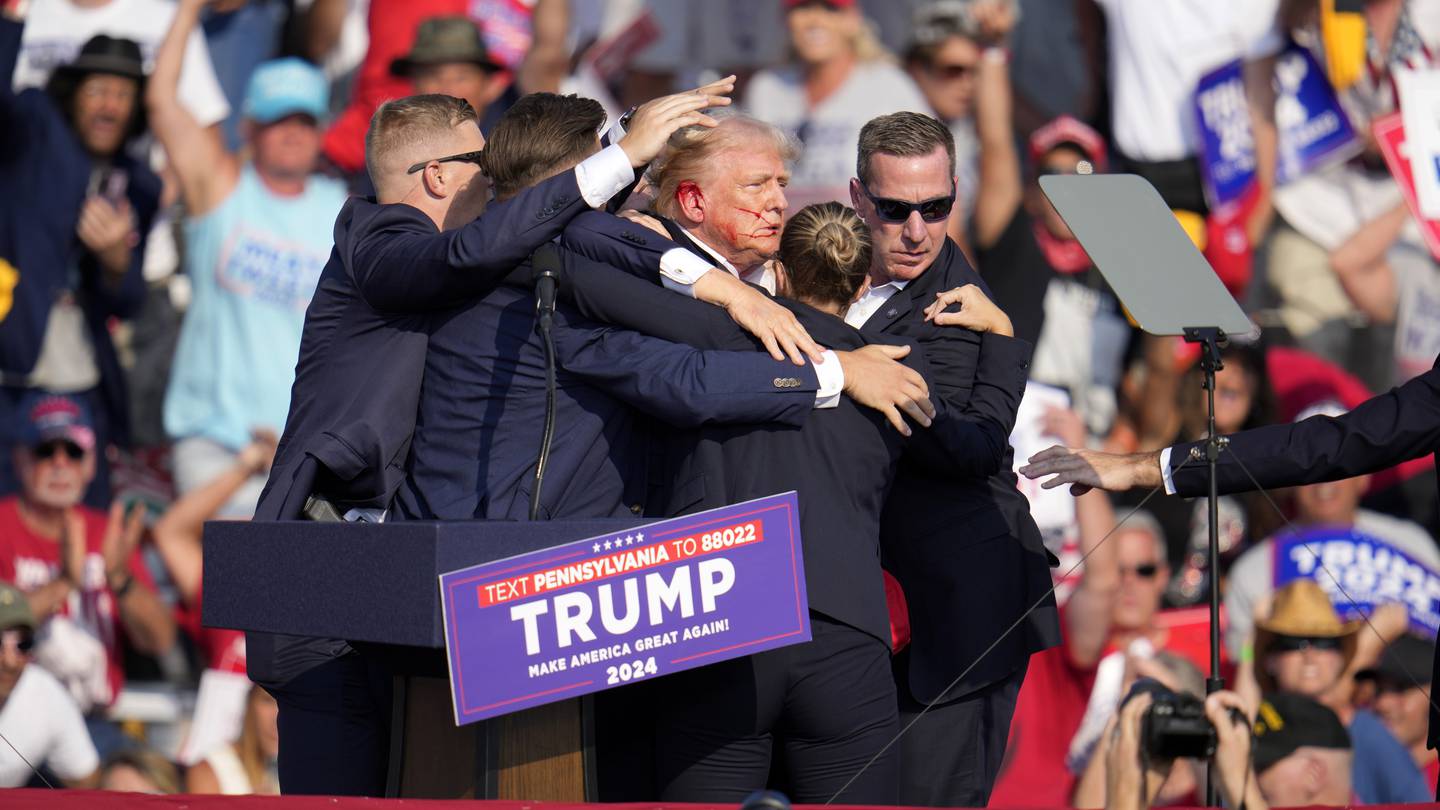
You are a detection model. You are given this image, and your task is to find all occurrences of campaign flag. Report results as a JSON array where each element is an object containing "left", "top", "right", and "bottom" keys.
[
  {"left": 439, "top": 492, "right": 810, "bottom": 725},
  {"left": 1275, "top": 42, "right": 1361, "bottom": 184},
  {"left": 1374, "top": 112, "right": 1440, "bottom": 262},
  {"left": 1194, "top": 59, "right": 1258, "bottom": 211},
  {"left": 1272, "top": 526, "right": 1440, "bottom": 637},
  {"left": 1397, "top": 69, "right": 1440, "bottom": 221}
]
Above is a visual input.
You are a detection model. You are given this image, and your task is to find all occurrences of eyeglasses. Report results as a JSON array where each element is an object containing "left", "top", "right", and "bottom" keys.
[
  {"left": 1271, "top": 635, "right": 1343, "bottom": 654},
  {"left": 859, "top": 182, "right": 956, "bottom": 223},
  {"left": 0, "top": 629, "right": 34, "bottom": 655},
  {"left": 407, "top": 149, "right": 485, "bottom": 175},
  {"left": 1120, "top": 563, "right": 1160, "bottom": 580},
  {"left": 33, "top": 440, "right": 85, "bottom": 461},
  {"left": 927, "top": 62, "right": 977, "bottom": 81}
]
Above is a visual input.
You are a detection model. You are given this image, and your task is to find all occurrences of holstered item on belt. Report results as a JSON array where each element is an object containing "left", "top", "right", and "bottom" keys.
[{"left": 302, "top": 494, "right": 345, "bottom": 523}]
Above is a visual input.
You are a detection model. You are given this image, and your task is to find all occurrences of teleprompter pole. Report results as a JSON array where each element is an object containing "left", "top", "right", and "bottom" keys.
[{"left": 1184, "top": 326, "right": 1229, "bottom": 807}]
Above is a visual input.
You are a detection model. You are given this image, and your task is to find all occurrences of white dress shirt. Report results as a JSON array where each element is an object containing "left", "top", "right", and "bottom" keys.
[{"left": 844, "top": 279, "right": 910, "bottom": 328}]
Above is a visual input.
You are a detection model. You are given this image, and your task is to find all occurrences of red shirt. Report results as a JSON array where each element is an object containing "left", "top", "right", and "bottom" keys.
[
  {"left": 0, "top": 496, "right": 154, "bottom": 707},
  {"left": 176, "top": 582, "right": 246, "bottom": 674},
  {"left": 988, "top": 642, "right": 1098, "bottom": 807},
  {"left": 1426, "top": 757, "right": 1438, "bottom": 797}
]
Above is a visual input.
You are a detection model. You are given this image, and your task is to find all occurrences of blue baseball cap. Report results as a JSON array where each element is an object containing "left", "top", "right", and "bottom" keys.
[
  {"left": 243, "top": 57, "right": 328, "bottom": 125},
  {"left": 20, "top": 392, "right": 95, "bottom": 452}
]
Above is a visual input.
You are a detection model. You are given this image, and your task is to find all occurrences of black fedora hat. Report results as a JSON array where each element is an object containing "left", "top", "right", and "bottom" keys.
[
  {"left": 390, "top": 16, "right": 503, "bottom": 78},
  {"left": 53, "top": 35, "right": 146, "bottom": 82}
]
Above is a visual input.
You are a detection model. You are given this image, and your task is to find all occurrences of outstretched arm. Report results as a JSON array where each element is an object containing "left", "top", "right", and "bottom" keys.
[{"left": 146, "top": 0, "right": 238, "bottom": 216}]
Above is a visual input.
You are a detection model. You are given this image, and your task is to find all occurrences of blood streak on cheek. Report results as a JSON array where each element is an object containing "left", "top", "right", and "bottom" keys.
[{"left": 734, "top": 207, "right": 774, "bottom": 238}]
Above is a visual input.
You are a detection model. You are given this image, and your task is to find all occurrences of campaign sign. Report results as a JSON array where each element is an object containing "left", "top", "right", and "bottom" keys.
[
  {"left": 1273, "top": 526, "right": 1440, "bottom": 638},
  {"left": 1194, "top": 59, "right": 1258, "bottom": 210},
  {"left": 1374, "top": 111, "right": 1440, "bottom": 262},
  {"left": 1274, "top": 43, "right": 1360, "bottom": 185},
  {"left": 439, "top": 492, "right": 810, "bottom": 725}
]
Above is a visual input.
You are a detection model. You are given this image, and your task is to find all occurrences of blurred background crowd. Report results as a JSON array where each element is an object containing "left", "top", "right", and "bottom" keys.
[{"left": 0, "top": 0, "right": 1438, "bottom": 803}]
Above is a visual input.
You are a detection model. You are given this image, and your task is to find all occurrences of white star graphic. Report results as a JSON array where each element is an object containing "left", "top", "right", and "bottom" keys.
[
  {"left": 593, "top": 542, "right": 601, "bottom": 553},
  {"left": 636, "top": 532, "right": 645, "bottom": 544},
  {"left": 624, "top": 534, "right": 634, "bottom": 546},
  {"left": 604, "top": 540, "right": 612, "bottom": 550}
]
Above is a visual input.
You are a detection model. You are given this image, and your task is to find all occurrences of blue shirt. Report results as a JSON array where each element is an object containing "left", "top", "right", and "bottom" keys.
[
  {"left": 1350, "top": 708, "right": 1432, "bottom": 803},
  {"left": 165, "top": 166, "right": 346, "bottom": 450}
]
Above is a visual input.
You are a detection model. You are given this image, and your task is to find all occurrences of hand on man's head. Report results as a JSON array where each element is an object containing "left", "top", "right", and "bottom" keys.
[{"left": 617, "top": 76, "right": 736, "bottom": 169}]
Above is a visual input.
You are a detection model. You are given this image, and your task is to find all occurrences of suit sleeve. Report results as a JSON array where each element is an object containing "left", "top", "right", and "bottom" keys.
[
  {"left": 556, "top": 248, "right": 762, "bottom": 351},
  {"left": 552, "top": 306, "right": 818, "bottom": 430},
  {"left": 560, "top": 210, "right": 671, "bottom": 283},
  {"left": 348, "top": 171, "right": 588, "bottom": 312},
  {"left": 903, "top": 333, "right": 1032, "bottom": 478},
  {"left": 1169, "top": 364, "right": 1440, "bottom": 497}
]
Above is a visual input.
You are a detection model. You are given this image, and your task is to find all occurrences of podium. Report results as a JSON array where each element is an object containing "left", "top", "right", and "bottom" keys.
[{"left": 202, "top": 518, "right": 646, "bottom": 799}]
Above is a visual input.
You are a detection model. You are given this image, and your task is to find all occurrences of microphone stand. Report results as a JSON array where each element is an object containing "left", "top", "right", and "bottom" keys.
[
  {"left": 1183, "top": 326, "right": 1228, "bottom": 807},
  {"left": 530, "top": 250, "right": 560, "bottom": 522}
]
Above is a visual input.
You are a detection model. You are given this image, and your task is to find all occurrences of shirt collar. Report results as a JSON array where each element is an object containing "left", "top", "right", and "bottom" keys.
[{"left": 684, "top": 232, "right": 742, "bottom": 277}]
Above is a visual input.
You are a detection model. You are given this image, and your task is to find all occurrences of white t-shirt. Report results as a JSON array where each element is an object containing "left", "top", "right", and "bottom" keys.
[
  {"left": 1094, "top": 0, "right": 1282, "bottom": 161},
  {"left": 744, "top": 60, "right": 931, "bottom": 208},
  {"left": 1223, "top": 509, "right": 1440, "bottom": 656},
  {"left": 0, "top": 665, "right": 99, "bottom": 787},
  {"left": 15, "top": 0, "right": 230, "bottom": 127}
]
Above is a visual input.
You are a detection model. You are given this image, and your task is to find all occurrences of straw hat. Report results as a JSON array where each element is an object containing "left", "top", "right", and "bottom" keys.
[{"left": 1254, "top": 579, "right": 1360, "bottom": 692}]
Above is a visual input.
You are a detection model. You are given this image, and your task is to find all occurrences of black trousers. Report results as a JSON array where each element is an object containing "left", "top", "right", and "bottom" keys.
[
  {"left": 267, "top": 650, "right": 393, "bottom": 796},
  {"left": 893, "top": 650, "right": 1027, "bottom": 807},
  {"left": 654, "top": 615, "right": 899, "bottom": 805}
]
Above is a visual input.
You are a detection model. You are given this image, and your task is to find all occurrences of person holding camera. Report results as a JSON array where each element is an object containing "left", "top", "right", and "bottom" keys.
[{"left": 1097, "top": 684, "right": 1265, "bottom": 810}]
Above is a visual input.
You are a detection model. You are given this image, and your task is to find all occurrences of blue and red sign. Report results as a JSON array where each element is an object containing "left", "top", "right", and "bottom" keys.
[
  {"left": 439, "top": 492, "right": 810, "bottom": 725},
  {"left": 1273, "top": 526, "right": 1440, "bottom": 638}
]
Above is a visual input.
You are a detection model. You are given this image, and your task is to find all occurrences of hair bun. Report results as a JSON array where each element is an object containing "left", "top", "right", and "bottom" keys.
[{"left": 814, "top": 220, "right": 860, "bottom": 269}]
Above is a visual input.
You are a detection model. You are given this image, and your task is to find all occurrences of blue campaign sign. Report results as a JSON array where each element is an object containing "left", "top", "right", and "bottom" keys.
[
  {"left": 1274, "top": 42, "right": 1360, "bottom": 184},
  {"left": 1194, "top": 59, "right": 1258, "bottom": 210},
  {"left": 439, "top": 492, "right": 811, "bottom": 725},
  {"left": 1273, "top": 527, "right": 1440, "bottom": 637}
]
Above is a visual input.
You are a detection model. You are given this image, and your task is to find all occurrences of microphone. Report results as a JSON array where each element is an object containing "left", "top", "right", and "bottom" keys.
[
  {"left": 532, "top": 242, "right": 561, "bottom": 330},
  {"left": 740, "top": 790, "right": 791, "bottom": 810},
  {"left": 529, "top": 243, "right": 562, "bottom": 522}
]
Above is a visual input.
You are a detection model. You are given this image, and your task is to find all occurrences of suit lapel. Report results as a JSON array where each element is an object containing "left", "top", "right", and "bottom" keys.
[
  {"left": 656, "top": 215, "right": 723, "bottom": 269},
  {"left": 861, "top": 284, "right": 918, "bottom": 332}
]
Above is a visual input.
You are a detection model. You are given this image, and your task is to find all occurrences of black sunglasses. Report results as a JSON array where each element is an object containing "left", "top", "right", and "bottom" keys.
[
  {"left": 1271, "top": 635, "right": 1343, "bottom": 653},
  {"left": 860, "top": 182, "right": 956, "bottom": 223},
  {"left": 34, "top": 440, "right": 84, "bottom": 461},
  {"left": 407, "top": 149, "right": 486, "bottom": 175},
  {"left": 1, "top": 630, "right": 34, "bottom": 654},
  {"left": 1122, "top": 563, "right": 1159, "bottom": 580}
]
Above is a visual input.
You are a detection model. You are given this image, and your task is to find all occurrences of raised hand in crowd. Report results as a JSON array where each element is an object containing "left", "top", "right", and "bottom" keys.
[
  {"left": 616, "top": 75, "right": 736, "bottom": 170},
  {"left": 836, "top": 343, "right": 935, "bottom": 436},
  {"left": 153, "top": 428, "right": 278, "bottom": 608},
  {"left": 922, "top": 283, "right": 1015, "bottom": 336},
  {"left": 1206, "top": 690, "right": 1269, "bottom": 810},
  {"left": 100, "top": 499, "right": 145, "bottom": 590},
  {"left": 100, "top": 501, "right": 176, "bottom": 655},
  {"left": 76, "top": 194, "right": 139, "bottom": 277}
]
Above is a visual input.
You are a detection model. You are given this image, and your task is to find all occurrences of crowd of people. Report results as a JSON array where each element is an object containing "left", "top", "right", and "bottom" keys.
[{"left": 0, "top": 0, "right": 1437, "bottom": 805}]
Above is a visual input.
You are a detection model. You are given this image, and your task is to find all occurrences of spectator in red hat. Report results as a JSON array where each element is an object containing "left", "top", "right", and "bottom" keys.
[
  {"left": 0, "top": 392, "right": 174, "bottom": 751},
  {"left": 744, "top": 0, "right": 929, "bottom": 210}
]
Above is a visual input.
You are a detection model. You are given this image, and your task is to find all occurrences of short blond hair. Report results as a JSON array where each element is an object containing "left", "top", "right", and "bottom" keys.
[
  {"left": 649, "top": 114, "right": 799, "bottom": 220},
  {"left": 365, "top": 94, "right": 478, "bottom": 200}
]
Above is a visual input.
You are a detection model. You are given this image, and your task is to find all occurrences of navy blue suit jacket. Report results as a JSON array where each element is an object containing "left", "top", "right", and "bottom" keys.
[
  {"left": 558, "top": 215, "right": 1031, "bottom": 646},
  {"left": 857, "top": 238, "right": 1060, "bottom": 702},
  {"left": 254, "top": 174, "right": 595, "bottom": 524},
  {"left": 392, "top": 247, "right": 822, "bottom": 523}
]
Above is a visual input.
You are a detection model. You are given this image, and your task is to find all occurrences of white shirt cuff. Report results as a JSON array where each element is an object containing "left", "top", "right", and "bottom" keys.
[
  {"left": 1159, "top": 446, "right": 1177, "bottom": 495},
  {"left": 813, "top": 350, "right": 843, "bottom": 409},
  {"left": 657, "top": 248, "right": 716, "bottom": 298},
  {"left": 574, "top": 143, "right": 636, "bottom": 209}
]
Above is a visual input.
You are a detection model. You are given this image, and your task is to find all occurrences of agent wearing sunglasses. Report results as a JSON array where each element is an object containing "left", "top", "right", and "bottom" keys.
[
  {"left": 0, "top": 582, "right": 100, "bottom": 788},
  {"left": 838, "top": 111, "right": 1055, "bottom": 807}
]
